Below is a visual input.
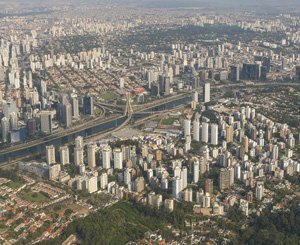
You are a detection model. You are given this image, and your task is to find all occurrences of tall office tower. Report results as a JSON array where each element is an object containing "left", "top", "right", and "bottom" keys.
[
  {"left": 296, "top": 65, "right": 300, "bottom": 80},
  {"left": 181, "top": 166, "right": 188, "bottom": 190},
  {"left": 172, "top": 176, "right": 182, "bottom": 200},
  {"left": 75, "top": 136, "right": 83, "bottom": 148},
  {"left": 102, "top": 146, "right": 111, "bottom": 169},
  {"left": 40, "top": 111, "right": 52, "bottom": 134},
  {"left": 27, "top": 118, "right": 37, "bottom": 136},
  {"left": 230, "top": 65, "right": 240, "bottom": 81},
  {"left": 71, "top": 95, "right": 79, "bottom": 119},
  {"left": 205, "top": 179, "right": 213, "bottom": 195},
  {"left": 147, "top": 70, "right": 153, "bottom": 89},
  {"left": 83, "top": 95, "right": 94, "bottom": 115},
  {"left": 193, "top": 118, "right": 200, "bottom": 141},
  {"left": 193, "top": 160, "right": 200, "bottom": 183},
  {"left": 9, "top": 112, "right": 18, "bottom": 130},
  {"left": 113, "top": 148, "right": 123, "bottom": 169},
  {"left": 219, "top": 168, "right": 232, "bottom": 190},
  {"left": 63, "top": 103, "right": 72, "bottom": 128},
  {"left": 203, "top": 82, "right": 210, "bottom": 103},
  {"left": 241, "top": 63, "right": 261, "bottom": 80},
  {"left": 158, "top": 74, "right": 171, "bottom": 96},
  {"left": 255, "top": 183, "right": 264, "bottom": 201},
  {"left": 74, "top": 147, "right": 84, "bottom": 165},
  {"left": 87, "top": 143, "right": 97, "bottom": 169},
  {"left": 242, "top": 136, "right": 249, "bottom": 153},
  {"left": 1, "top": 117, "right": 9, "bottom": 143},
  {"left": 226, "top": 125, "right": 234, "bottom": 143},
  {"left": 59, "top": 145, "right": 70, "bottom": 165},
  {"left": 210, "top": 123, "right": 218, "bottom": 145},
  {"left": 46, "top": 145, "right": 56, "bottom": 165},
  {"left": 184, "top": 119, "right": 191, "bottom": 137},
  {"left": 40, "top": 80, "right": 47, "bottom": 96},
  {"left": 254, "top": 56, "right": 271, "bottom": 72},
  {"left": 201, "top": 122, "right": 209, "bottom": 143},
  {"left": 234, "top": 163, "right": 241, "bottom": 180},
  {"left": 272, "top": 145, "right": 279, "bottom": 160}
]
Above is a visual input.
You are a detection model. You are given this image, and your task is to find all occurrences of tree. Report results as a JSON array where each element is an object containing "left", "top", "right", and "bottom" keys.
[{"left": 64, "top": 209, "right": 73, "bottom": 219}]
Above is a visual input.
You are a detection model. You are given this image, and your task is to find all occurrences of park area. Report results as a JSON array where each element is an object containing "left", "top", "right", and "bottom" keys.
[
  {"left": 18, "top": 188, "right": 50, "bottom": 203},
  {"left": 161, "top": 116, "right": 178, "bottom": 126}
]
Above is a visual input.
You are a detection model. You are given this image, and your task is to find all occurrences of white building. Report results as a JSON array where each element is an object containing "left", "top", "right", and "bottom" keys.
[
  {"left": 87, "top": 176, "right": 98, "bottom": 193},
  {"left": 113, "top": 148, "right": 123, "bottom": 169},
  {"left": 211, "top": 123, "right": 218, "bottom": 145},
  {"left": 181, "top": 166, "right": 188, "bottom": 190},
  {"left": 203, "top": 82, "right": 210, "bottom": 103},
  {"left": 75, "top": 136, "right": 83, "bottom": 148},
  {"left": 100, "top": 172, "right": 108, "bottom": 189},
  {"left": 46, "top": 145, "right": 56, "bottom": 165},
  {"left": 59, "top": 145, "right": 69, "bottom": 165},
  {"left": 201, "top": 122, "right": 209, "bottom": 143},
  {"left": 102, "top": 146, "right": 111, "bottom": 169},
  {"left": 193, "top": 118, "right": 200, "bottom": 141},
  {"left": 172, "top": 176, "right": 182, "bottom": 200},
  {"left": 1, "top": 117, "right": 9, "bottom": 142},
  {"left": 74, "top": 147, "right": 84, "bottom": 165},
  {"left": 87, "top": 143, "right": 97, "bottom": 169},
  {"left": 193, "top": 160, "right": 200, "bottom": 183},
  {"left": 184, "top": 119, "right": 191, "bottom": 137}
]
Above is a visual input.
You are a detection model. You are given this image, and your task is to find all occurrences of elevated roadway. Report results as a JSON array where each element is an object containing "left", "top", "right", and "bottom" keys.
[{"left": 0, "top": 93, "right": 192, "bottom": 164}]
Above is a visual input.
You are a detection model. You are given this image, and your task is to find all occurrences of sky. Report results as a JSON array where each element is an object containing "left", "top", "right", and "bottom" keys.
[
  {"left": 139, "top": 0, "right": 300, "bottom": 8},
  {"left": 3, "top": 0, "right": 300, "bottom": 10}
]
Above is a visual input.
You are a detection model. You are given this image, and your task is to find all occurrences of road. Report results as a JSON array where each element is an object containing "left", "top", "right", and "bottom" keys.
[
  {"left": 0, "top": 92, "right": 193, "bottom": 164},
  {"left": 0, "top": 80, "right": 299, "bottom": 165}
]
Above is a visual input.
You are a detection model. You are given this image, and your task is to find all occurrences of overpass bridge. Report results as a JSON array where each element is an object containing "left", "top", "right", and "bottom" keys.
[{"left": 0, "top": 93, "right": 192, "bottom": 164}]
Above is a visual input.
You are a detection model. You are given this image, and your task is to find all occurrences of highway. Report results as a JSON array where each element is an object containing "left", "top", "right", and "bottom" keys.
[
  {"left": 0, "top": 80, "right": 298, "bottom": 165},
  {"left": 0, "top": 92, "right": 192, "bottom": 164}
]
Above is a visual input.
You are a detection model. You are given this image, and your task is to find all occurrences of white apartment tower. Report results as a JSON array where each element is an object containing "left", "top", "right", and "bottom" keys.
[
  {"left": 59, "top": 145, "right": 70, "bottom": 165},
  {"left": 102, "top": 146, "right": 111, "bottom": 169},
  {"left": 46, "top": 145, "right": 56, "bottom": 165}
]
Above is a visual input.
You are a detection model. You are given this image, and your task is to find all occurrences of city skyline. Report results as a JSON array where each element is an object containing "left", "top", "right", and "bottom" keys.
[{"left": 0, "top": 0, "right": 299, "bottom": 244}]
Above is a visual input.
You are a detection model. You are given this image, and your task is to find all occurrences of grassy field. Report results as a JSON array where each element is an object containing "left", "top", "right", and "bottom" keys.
[
  {"left": 161, "top": 117, "right": 177, "bottom": 125},
  {"left": 99, "top": 92, "right": 117, "bottom": 101},
  {"left": 5, "top": 180, "right": 25, "bottom": 190},
  {"left": 19, "top": 189, "right": 50, "bottom": 203}
]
